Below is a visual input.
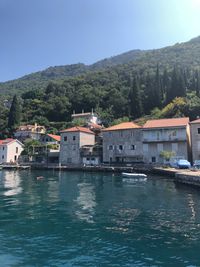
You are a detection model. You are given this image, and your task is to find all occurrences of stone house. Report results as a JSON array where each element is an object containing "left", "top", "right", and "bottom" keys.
[
  {"left": 102, "top": 122, "right": 143, "bottom": 164},
  {"left": 190, "top": 118, "right": 200, "bottom": 163},
  {"left": 0, "top": 139, "right": 24, "bottom": 164},
  {"left": 59, "top": 126, "right": 95, "bottom": 165},
  {"left": 142, "top": 117, "right": 191, "bottom": 164}
]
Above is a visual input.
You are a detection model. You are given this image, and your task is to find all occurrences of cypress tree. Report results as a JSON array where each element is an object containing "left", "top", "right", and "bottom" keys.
[
  {"left": 166, "top": 66, "right": 186, "bottom": 104},
  {"left": 129, "top": 76, "right": 143, "bottom": 119},
  {"left": 154, "top": 64, "right": 162, "bottom": 107},
  {"left": 195, "top": 70, "right": 200, "bottom": 97},
  {"left": 8, "top": 95, "right": 21, "bottom": 131},
  {"left": 144, "top": 72, "right": 154, "bottom": 113},
  {"left": 162, "top": 68, "right": 169, "bottom": 100}
]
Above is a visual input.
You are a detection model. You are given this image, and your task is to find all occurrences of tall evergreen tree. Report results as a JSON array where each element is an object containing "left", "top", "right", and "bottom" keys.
[
  {"left": 8, "top": 95, "right": 21, "bottom": 131},
  {"left": 154, "top": 64, "right": 162, "bottom": 107},
  {"left": 166, "top": 66, "right": 186, "bottom": 104},
  {"left": 143, "top": 72, "right": 154, "bottom": 113},
  {"left": 162, "top": 68, "right": 170, "bottom": 99},
  {"left": 129, "top": 76, "right": 143, "bottom": 119},
  {"left": 195, "top": 70, "right": 200, "bottom": 97}
]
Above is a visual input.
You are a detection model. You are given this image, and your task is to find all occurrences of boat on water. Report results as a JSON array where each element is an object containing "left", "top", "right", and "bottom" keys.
[{"left": 122, "top": 172, "right": 147, "bottom": 179}]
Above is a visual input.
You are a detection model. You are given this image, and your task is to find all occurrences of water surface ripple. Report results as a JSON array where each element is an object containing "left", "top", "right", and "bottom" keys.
[{"left": 0, "top": 170, "right": 200, "bottom": 266}]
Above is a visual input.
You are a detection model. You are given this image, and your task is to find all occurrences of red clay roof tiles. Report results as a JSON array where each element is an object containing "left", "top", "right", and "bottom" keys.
[
  {"left": 143, "top": 117, "right": 189, "bottom": 129},
  {"left": 103, "top": 122, "right": 140, "bottom": 131}
]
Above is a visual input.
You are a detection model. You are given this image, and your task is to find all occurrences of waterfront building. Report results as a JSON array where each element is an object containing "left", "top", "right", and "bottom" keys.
[
  {"left": 0, "top": 139, "right": 24, "bottom": 164},
  {"left": 142, "top": 117, "right": 190, "bottom": 164},
  {"left": 14, "top": 123, "right": 46, "bottom": 142},
  {"left": 102, "top": 122, "right": 143, "bottom": 164},
  {"left": 190, "top": 118, "right": 200, "bottom": 163},
  {"left": 80, "top": 144, "right": 102, "bottom": 166},
  {"left": 59, "top": 126, "right": 95, "bottom": 165}
]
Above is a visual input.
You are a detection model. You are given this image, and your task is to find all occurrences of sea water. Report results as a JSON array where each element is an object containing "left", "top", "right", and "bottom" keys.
[{"left": 0, "top": 170, "right": 200, "bottom": 266}]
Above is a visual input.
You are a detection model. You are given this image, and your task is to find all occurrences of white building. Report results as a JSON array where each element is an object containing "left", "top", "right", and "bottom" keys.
[{"left": 0, "top": 139, "right": 24, "bottom": 164}]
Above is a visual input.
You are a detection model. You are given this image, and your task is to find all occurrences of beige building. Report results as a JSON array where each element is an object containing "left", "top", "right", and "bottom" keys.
[
  {"left": 142, "top": 118, "right": 190, "bottom": 164},
  {"left": 102, "top": 122, "right": 143, "bottom": 164},
  {"left": 190, "top": 118, "right": 200, "bottom": 163},
  {"left": 59, "top": 126, "right": 95, "bottom": 165},
  {"left": 0, "top": 139, "right": 24, "bottom": 164},
  {"left": 14, "top": 123, "right": 46, "bottom": 141}
]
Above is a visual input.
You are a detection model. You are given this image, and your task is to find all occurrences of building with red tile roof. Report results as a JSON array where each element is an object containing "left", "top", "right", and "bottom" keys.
[
  {"left": 143, "top": 117, "right": 189, "bottom": 129},
  {"left": 14, "top": 123, "right": 46, "bottom": 141},
  {"left": 142, "top": 117, "right": 190, "bottom": 164},
  {"left": 102, "top": 121, "right": 143, "bottom": 164},
  {"left": 103, "top": 122, "right": 141, "bottom": 132},
  {"left": 60, "top": 126, "right": 94, "bottom": 135},
  {"left": 60, "top": 126, "right": 95, "bottom": 165}
]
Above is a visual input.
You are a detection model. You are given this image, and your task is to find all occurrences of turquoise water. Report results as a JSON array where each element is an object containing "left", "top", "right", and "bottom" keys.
[{"left": 0, "top": 171, "right": 200, "bottom": 266}]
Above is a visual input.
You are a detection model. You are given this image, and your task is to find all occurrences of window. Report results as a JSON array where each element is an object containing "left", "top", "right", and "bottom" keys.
[
  {"left": 120, "top": 131, "right": 123, "bottom": 137},
  {"left": 64, "top": 136, "right": 67, "bottom": 142},
  {"left": 119, "top": 145, "right": 123, "bottom": 150},
  {"left": 73, "top": 145, "right": 76, "bottom": 151},
  {"left": 86, "top": 157, "right": 90, "bottom": 161},
  {"left": 2, "top": 146, "right": 4, "bottom": 151},
  {"left": 73, "top": 136, "right": 76, "bottom": 141},
  {"left": 198, "top": 128, "right": 200, "bottom": 134},
  {"left": 16, "top": 147, "right": 18, "bottom": 154},
  {"left": 2, "top": 155, "right": 4, "bottom": 159},
  {"left": 172, "top": 130, "right": 177, "bottom": 136},
  {"left": 109, "top": 145, "right": 113, "bottom": 150},
  {"left": 152, "top": 157, "right": 156, "bottom": 163},
  {"left": 46, "top": 138, "right": 49, "bottom": 142},
  {"left": 14, "top": 155, "right": 17, "bottom": 161},
  {"left": 67, "top": 158, "right": 72, "bottom": 163},
  {"left": 131, "top": 145, "right": 135, "bottom": 150}
]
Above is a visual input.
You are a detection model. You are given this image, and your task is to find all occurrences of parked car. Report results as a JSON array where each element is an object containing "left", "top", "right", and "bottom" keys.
[
  {"left": 169, "top": 156, "right": 184, "bottom": 168},
  {"left": 177, "top": 159, "right": 191, "bottom": 169},
  {"left": 193, "top": 160, "right": 200, "bottom": 169}
]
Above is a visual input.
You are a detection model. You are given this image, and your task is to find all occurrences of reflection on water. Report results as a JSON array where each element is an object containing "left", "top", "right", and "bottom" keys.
[
  {"left": 187, "top": 193, "right": 196, "bottom": 220},
  {"left": 0, "top": 171, "right": 200, "bottom": 266},
  {"left": 75, "top": 182, "right": 96, "bottom": 223},
  {"left": 0, "top": 171, "right": 22, "bottom": 197}
]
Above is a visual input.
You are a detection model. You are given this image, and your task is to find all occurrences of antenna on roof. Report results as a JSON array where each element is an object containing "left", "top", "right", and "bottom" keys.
[
  {"left": 91, "top": 108, "right": 94, "bottom": 115},
  {"left": 73, "top": 110, "right": 75, "bottom": 114},
  {"left": 82, "top": 109, "right": 84, "bottom": 113}
]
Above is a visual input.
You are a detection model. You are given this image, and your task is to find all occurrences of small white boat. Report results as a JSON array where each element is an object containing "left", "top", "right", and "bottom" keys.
[{"left": 122, "top": 172, "right": 147, "bottom": 179}]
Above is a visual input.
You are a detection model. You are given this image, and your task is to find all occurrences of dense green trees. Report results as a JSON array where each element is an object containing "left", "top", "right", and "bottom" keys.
[
  {"left": 1, "top": 37, "right": 200, "bottom": 133},
  {"left": 16, "top": 64, "right": 200, "bottom": 130}
]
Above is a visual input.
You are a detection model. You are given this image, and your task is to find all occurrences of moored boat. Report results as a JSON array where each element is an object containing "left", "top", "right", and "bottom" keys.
[{"left": 122, "top": 172, "right": 147, "bottom": 179}]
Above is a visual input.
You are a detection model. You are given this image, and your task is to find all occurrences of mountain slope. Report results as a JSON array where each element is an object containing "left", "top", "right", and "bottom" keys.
[{"left": 1, "top": 36, "right": 200, "bottom": 96}]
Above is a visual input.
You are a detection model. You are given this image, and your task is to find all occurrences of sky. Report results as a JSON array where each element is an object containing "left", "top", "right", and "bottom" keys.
[{"left": 1, "top": 0, "right": 200, "bottom": 82}]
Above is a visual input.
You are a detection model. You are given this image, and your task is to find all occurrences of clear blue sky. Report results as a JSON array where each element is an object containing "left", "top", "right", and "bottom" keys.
[{"left": 1, "top": 0, "right": 200, "bottom": 82}]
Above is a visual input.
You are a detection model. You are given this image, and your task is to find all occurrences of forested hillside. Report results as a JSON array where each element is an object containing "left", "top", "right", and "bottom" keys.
[
  {"left": 1, "top": 36, "right": 200, "bottom": 96},
  {"left": 1, "top": 36, "right": 200, "bottom": 137}
]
